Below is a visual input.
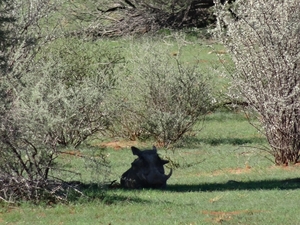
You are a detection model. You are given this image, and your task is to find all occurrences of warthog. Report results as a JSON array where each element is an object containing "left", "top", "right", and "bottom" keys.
[{"left": 121, "top": 146, "right": 172, "bottom": 189}]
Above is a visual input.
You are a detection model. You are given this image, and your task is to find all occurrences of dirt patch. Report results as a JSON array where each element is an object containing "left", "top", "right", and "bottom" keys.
[
  {"left": 60, "top": 150, "right": 82, "bottom": 157},
  {"left": 185, "top": 166, "right": 252, "bottom": 178},
  {"left": 181, "top": 150, "right": 205, "bottom": 156},
  {"left": 211, "top": 167, "right": 252, "bottom": 176},
  {"left": 202, "top": 210, "right": 262, "bottom": 223},
  {"left": 208, "top": 50, "right": 227, "bottom": 55},
  {"left": 37, "top": 212, "right": 46, "bottom": 218},
  {"left": 270, "top": 163, "right": 300, "bottom": 171},
  {"left": 227, "top": 167, "right": 252, "bottom": 174},
  {"left": 98, "top": 140, "right": 139, "bottom": 150}
]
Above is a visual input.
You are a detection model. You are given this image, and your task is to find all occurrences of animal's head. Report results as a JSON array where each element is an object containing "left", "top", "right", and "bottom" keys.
[{"left": 121, "top": 146, "right": 172, "bottom": 189}]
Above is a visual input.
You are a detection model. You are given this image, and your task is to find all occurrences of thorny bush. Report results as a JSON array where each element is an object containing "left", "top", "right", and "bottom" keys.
[{"left": 214, "top": 0, "right": 300, "bottom": 165}]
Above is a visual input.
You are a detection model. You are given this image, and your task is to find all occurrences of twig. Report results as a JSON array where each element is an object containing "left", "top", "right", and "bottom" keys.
[{"left": 0, "top": 196, "right": 14, "bottom": 204}]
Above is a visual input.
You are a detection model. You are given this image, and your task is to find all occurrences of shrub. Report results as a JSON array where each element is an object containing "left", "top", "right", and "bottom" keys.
[
  {"left": 0, "top": 0, "right": 122, "bottom": 202},
  {"left": 108, "top": 38, "right": 213, "bottom": 147},
  {"left": 0, "top": 39, "right": 122, "bottom": 202},
  {"left": 214, "top": 0, "right": 300, "bottom": 165}
]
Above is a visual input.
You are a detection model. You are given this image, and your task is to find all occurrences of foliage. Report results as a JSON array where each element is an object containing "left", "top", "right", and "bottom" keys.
[
  {"left": 66, "top": 0, "right": 217, "bottom": 37},
  {"left": 108, "top": 38, "right": 213, "bottom": 147},
  {"left": 0, "top": 0, "right": 14, "bottom": 70},
  {"left": 214, "top": 0, "right": 300, "bottom": 165},
  {"left": 0, "top": 0, "right": 121, "bottom": 203},
  {"left": 128, "top": 0, "right": 216, "bottom": 28}
]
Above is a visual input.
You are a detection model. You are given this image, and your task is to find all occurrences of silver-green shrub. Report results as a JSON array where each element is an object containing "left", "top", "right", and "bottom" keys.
[
  {"left": 214, "top": 0, "right": 300, "bottom": 164},
  {"left": 0, "top": 0, "right": 121, "bottom": 202},
  {"left": 109, "top": 38, "right": 213, "bottom": 147}
]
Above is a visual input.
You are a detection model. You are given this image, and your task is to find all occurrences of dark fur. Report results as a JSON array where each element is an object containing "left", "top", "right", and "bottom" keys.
[{"left": 121, "top": 146, "right": 172, "bottom": 189}]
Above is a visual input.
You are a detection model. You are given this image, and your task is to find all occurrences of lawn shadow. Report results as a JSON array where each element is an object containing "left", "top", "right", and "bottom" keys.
[
  {"left": 200, "top": 137, "right": 266, "bottom": 146},
  {"left": 67, "top": 182, "right": 151, "bottom": 204},
  {"left": 181, "top": 136, "right": 266, "bottom": 148},
  {"left": 167, "top": 178, "right": 300, "bottom": 192}
]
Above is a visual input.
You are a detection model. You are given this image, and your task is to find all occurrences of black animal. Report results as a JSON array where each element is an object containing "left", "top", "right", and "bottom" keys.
[{"left": 121, "top": 146, "right": 172, "bottom": 189}]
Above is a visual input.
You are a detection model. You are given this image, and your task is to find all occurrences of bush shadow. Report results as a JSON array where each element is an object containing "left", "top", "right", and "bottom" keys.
[
  {"left": 181, "top": 136, "right": 266, "bottom": 148},
  {"left": 199, "top": 137, "right": 266, "bottom": 146},
  {"left": 167, "top": 178, "right": 300, "bottom": 192},
  {"left": 67, "top": 182, "right": 151, "bottom": 204}
]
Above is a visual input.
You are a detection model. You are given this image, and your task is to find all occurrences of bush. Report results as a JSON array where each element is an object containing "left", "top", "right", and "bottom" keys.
[
  {"left": 214, "top": 0, "right": 300, "bottom": 165},
  {"left": 0, "top": 39, "right": 122, "bottom": 202},
  {"left": 0, "top": 0, "right": 122, "bottom": 203},
  {"left": 108, "top": 38, "right": 213, "bottom": 147}
]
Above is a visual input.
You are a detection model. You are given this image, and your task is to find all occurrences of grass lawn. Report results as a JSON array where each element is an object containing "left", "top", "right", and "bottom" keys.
[{"left": 2, "top": 111, "right": 300, "bottom": 225}]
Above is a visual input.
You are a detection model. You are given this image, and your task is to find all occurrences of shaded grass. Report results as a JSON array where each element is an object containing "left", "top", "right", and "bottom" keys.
[{"left": 168, "top": 178, "right": 300, "bottom": 192}]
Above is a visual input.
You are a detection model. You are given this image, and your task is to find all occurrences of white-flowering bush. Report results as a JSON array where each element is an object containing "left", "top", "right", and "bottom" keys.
[{"left": 214, "top": 0, "right": 300, "bottom": 164}]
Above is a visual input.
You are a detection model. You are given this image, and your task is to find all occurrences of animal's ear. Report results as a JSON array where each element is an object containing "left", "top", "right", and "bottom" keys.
[{"left": 131, "top": 146, "right": 141, "bottom": 156}]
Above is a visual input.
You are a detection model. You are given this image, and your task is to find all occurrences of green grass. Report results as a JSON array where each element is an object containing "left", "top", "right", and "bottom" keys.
[{"left": 2, "top": 111, "right": 300, "bottom": 225}]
